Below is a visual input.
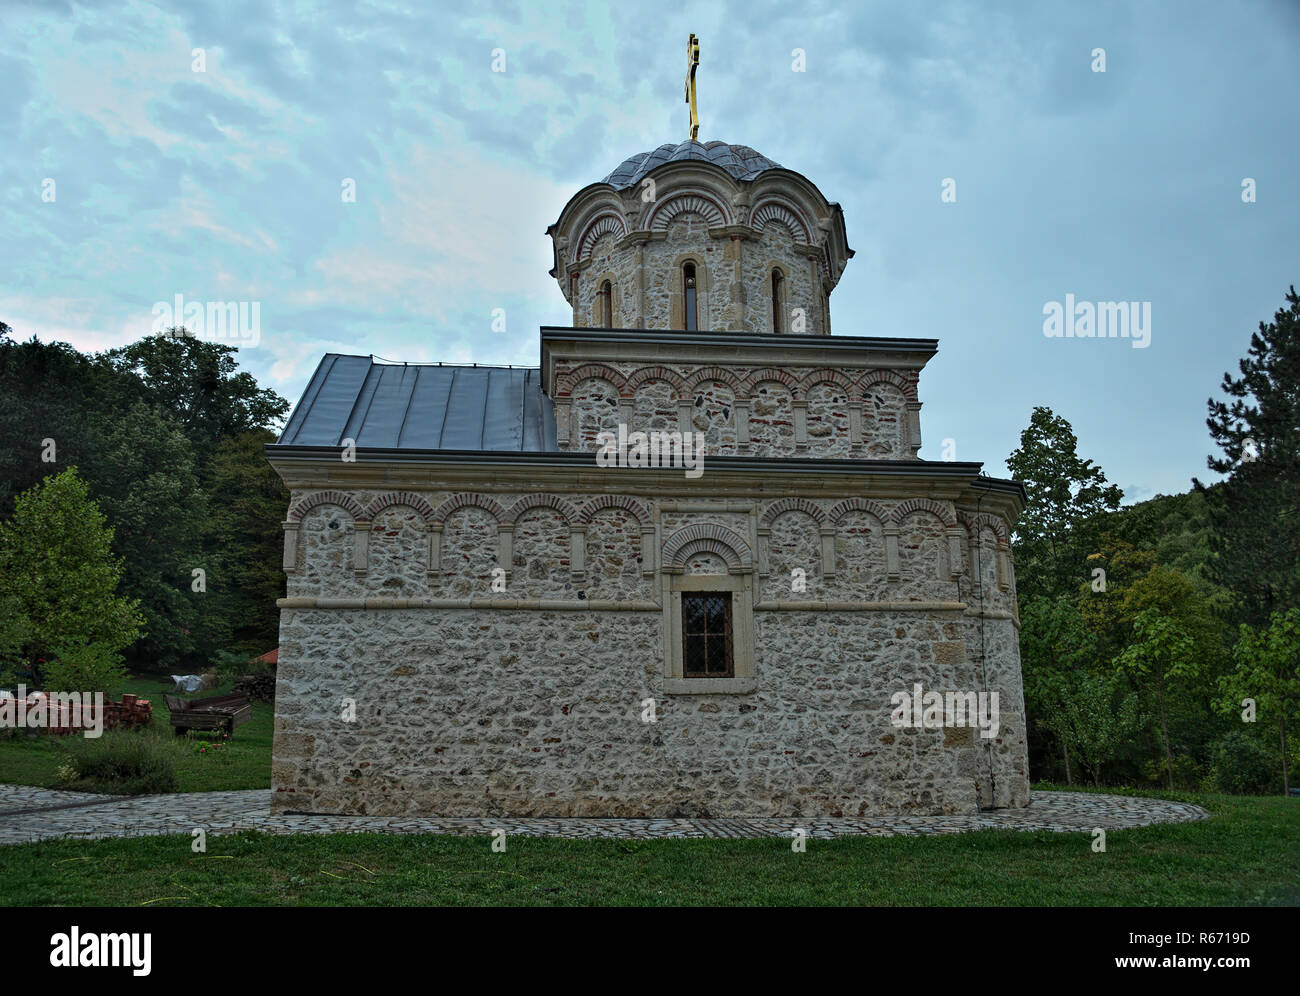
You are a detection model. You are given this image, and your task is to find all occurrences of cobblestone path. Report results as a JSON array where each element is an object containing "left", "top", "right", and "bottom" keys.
[{"left": 0, "top": 784, "right": 1208, "bottom": 846}]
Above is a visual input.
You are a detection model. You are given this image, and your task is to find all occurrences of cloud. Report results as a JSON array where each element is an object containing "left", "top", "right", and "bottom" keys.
[{"left": 0, "top": 0, "right": 1297, "bottom": 503}]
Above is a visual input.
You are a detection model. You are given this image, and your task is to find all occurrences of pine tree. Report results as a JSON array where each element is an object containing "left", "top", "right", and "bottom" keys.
[{"left": 1195, "top": 286, "right": 1300, "bottom": 623}]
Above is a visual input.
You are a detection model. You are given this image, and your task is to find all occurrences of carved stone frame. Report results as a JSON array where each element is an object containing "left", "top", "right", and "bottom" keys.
[{"left": 661, "top": 571, "right": 756, "bottom": 694}]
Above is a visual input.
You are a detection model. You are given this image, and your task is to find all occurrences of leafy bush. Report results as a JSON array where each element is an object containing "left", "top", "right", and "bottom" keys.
[
  {"left": 1207, "top": 731, "right": 1278, "bottom": 795},
  {"left": 1140, "top": 753, "right": 1203, "bottom": 791},
  {"left": 213, "top": 648, "right": 271, "bottom": 681},
  {"left": 57, "top": 730, "right": 180, "bottom": 795},
  {"left": 40, "top": 639, "right": 127, "bottom": 696}
]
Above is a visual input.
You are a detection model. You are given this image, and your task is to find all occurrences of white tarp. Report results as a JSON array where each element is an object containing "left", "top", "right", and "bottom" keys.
[{"left": 170, "top": 674, "right": 204, "bottom": 693}]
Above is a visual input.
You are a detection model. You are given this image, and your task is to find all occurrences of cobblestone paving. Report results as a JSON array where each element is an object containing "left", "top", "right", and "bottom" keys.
[{"left": 0, "top": 784, "right": 1208, "bottom": 846}]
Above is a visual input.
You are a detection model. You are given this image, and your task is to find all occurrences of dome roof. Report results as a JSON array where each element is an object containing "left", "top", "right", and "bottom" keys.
[{"left": 602, "top": 140, "right": 781, "bottom": 190}]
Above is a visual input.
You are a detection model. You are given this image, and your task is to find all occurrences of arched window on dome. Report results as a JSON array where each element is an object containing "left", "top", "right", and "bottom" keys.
[
  {"left": 683, "top": 263, "right": 698, "bottom": 331},
  {"left": 771, "top": 269, "right": 785, "bottom": 334},
  {"left": 597, "top": 280, "right": 613, "bottom": 327}
]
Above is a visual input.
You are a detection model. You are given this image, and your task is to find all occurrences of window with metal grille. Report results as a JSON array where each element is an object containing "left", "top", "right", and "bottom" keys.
[{"left": 681, "top": 592, "right": 733, "bottom": 677}]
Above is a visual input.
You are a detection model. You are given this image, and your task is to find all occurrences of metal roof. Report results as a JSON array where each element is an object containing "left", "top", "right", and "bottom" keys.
[
  {"left": 602, "top": 140, "right": 781, "bottom": 189},
  {"left": 277, "top": 354, "right": 558, "bottom": 451}
]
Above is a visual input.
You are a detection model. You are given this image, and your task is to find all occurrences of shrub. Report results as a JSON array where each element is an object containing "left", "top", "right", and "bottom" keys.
[
  {"left": 1139, "top": 754, "right": 1203, "bottom": 791},
  {"left": 214, "top": 648, "right": 274, "bottom": 681},
  {"left": 57, "top": 730, "right": 180, "bottom": 795},
  {"left": 1207, "top": 730, "right": 1278, "bottom": 795},
  {"left": 40, "top": 639, "right": 127, "bottom": 696}
]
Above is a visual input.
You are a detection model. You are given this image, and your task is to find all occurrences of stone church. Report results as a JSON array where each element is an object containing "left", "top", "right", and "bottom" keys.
[{"left": 267, "top": 130, "right": 1032, "bottom": 818}]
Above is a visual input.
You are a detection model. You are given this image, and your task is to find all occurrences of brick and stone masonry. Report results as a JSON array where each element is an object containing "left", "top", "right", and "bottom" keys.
[{"left": 267, "top": 138, "right": 1032, "bottom": 818}]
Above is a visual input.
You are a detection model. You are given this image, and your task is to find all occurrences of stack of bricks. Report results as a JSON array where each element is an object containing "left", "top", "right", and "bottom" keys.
[
  {"left": 13, "top": 691, "right": 153, "bottom": 735},
  {"left": 104, "top": 693, "right": 153, "bottom": 730}
]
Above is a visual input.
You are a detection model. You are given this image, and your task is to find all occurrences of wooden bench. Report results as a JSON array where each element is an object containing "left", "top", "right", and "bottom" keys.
[{"left": 164, "top": 692, "right": 252, "bottom": 738}]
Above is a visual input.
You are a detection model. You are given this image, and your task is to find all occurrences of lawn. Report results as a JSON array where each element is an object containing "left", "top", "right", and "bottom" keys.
[
  {"left": 0, "top": 793, "right": 1296, "bottom": 906},
  {"left": 0, "top": 674, "right": 273, "bottom": 792}
]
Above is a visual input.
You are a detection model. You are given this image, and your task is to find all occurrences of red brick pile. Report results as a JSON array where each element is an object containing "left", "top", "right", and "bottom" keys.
[{"left": 9, "top": 691, "right": 153, "bottom": 735}]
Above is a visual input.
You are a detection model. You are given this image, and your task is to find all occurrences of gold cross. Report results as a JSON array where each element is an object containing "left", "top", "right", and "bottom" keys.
[{"left": 685, "top": 33, "right": 699, "bottom": 140}]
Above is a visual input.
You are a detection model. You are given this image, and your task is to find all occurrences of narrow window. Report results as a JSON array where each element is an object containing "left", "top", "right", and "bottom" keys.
[
  {"left": 598, "top": 280, "right": 613, "bottom": 327},
  {"left": 682, "top": 592, "right": 733, "bottom": 677},
  {"left": 771, "top": 269, "right": 784, "bottom": 333},
  {"left": 683, "top": 262, "right": 698, "bottom": 331}
]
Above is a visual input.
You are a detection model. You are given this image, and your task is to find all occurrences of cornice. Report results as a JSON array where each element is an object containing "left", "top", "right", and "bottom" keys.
[
  {"left": 539, "top": 326, "right": 937, "bottom": 389},
  {"left": 263, "top": 444, "right": 1025, "bottom": 521}
]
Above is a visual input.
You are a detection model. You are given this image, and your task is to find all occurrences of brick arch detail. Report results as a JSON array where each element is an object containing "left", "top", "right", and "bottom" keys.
[
  {"left": 859, "top": 369, "right": 918, "bottom": 402},
  {"left": 622, "top": 365, "right": 686, "bottom": 399},
  {"left": 555, "top": 364, "right": 628, "bottom": 398},
  {"left": 503, "top": 493, "right": 579, "bottom": 526},
  {"left": 800, "top": 368, "right": 857, "bottom": 395},
  {"left": 895, "top": 498, "right": 957, "bottom": 528},
  {"left": 741, "top": 367, "right": 801, "bottom": 398},
  {"left": 364, "top": 491, "right": 437, "bottom": 524},
  {"left": 288, "top": 490, "right": 367, "bottom": 523},
  {"left": 827, "top": 498, "right": 895, "bottom": 526},
  {"left": 575, "top": 212, "right": 628, "bottom": 261},
  {"left": 959, "top": 511, "right": 1010, "bottom": 544},
  {"left": 647, "top": 191, "right": 730, "bottom": 230},
  {"left": 684, "top": 366, "right": 744, "bottom": 395},
  {"left": 749, "top": 198, "right": 813, "bottom": 243},
  {"left": 663, "top": 523, "right": 752, "bottom": 568},
  {"left": 578, "top": 494, "right": 653, "bottom": 527},
  {"left": 760, "top": 497, "right": 826, "bottom": 527},
  {"left": 431, "top": 493, "right": 506, "bottom": 525}
]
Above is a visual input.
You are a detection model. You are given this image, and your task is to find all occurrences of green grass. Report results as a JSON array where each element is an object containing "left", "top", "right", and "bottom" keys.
[
  {"left": 0, "top": 675, "right": 272, "bottom": 793},
  {"left": 1, "top": 793, "right": 1296, "bottom": 906}
]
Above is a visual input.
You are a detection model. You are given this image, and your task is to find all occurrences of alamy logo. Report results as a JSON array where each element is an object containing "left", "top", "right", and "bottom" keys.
[
  {"left": 150, "top": 293, "right": 261, "bottom": 347},
  {"left": 0, "top": 687, "right": 103, "bottom": 738},
  {"left": 50, "top": 927, "right": 151, "bottom": 976},
  {"left": 1042, "top": 294, "right": 1151, "bottom": 349},
  {"left": 889, "top": 682, "right": 1000, "bottom": 739},
  {"left": 595, "top": 425, "right": 705, "bottom": 479}
]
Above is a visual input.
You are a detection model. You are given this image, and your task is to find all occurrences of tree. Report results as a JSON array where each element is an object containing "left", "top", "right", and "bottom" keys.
[
  {"left": 1195, "top": 285, "right": 1300, "bottom": 624},
  {"left": 1116, "top": 608, "right": 1200, "bottom": 789},
  {"left": 1220, "top": 608, "right": 1300, "bottom": 794},
  {"left": 93, "top": 402, "right": 208, "bottom": 668},
  {"left": 200, "top": 429, "right": 289, "bottom": 656},
  {"left": 0, "top": 335, "right": 145, "bottom": 514},
  {"left": 1056, "top": 671, "right": 1143, "bottom": 787},
  {"left": 106, "top": 330, "right": 288, "bottom": 468},
  {"left": 0, "top": 593, "right": 31, "bottom": 686},
  {"left": 1104, "top": 489, "right": 1222, "bottom": 601},
  {"left": 1006, "top": 407, "right": 1123, "bottom": 601},
  {"left": 0, "top": 331, "right": 292, "bottom": 669},
  {"left": 1018, "top": 596, "right": 1094, "bottom": 783},
  {"left": 0, "top": 469, "right": 142, "bottom": 691},
  {"left": 1076, "top": 539, "right": 1159, "bottom": 657}
]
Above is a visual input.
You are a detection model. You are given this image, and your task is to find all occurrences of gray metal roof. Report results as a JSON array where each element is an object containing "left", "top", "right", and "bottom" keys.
[
  {"left": 602, "top": 140, "right": 781, "bottom": 189},
  {"left": 277, "top": 354, "right": 558, "bottom": 451}
]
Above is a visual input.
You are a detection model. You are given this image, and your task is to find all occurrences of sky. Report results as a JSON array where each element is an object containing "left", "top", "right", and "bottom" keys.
[{"left": 2, "top": 0, "right": 1298, "bottom": 501}]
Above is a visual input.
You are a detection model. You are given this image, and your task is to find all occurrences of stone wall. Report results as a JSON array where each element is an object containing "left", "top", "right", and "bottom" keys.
[
  {"left": 571, "top": 211, "right": 829, "bottom": 336},
  {"left": 273, "top": 486, "right": 1030, "bottom": 818},
  {"left": 551, "top": 359, "right": 922, "bottom": 459},
  {"left": 274, "top": 602, "right": 1020, "bottom": 817}
]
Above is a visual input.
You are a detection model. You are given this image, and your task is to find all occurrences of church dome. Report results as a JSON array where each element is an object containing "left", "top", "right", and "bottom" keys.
[
  {"left": 550, "top": 134, "right": 853, "bottom": 335},
  {"left": 602, "top": 140, "right": 781, "bottom": 190}
]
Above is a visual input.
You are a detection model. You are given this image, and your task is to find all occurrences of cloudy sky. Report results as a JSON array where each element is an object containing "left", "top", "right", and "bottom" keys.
[{"left": 2, "top": 0, "right": 1297, "bottom": 499}]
